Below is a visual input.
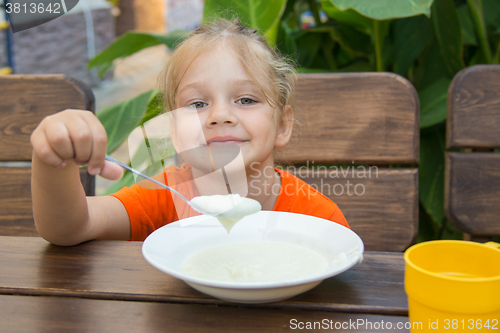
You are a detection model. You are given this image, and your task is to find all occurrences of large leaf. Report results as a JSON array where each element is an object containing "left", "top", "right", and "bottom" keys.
[
  {"left": 328, "top": 22, "right": 372, "bottom": 56},
  {"left": 265, "top": 18, "right": 281, "bottom": 47},
  {"left": 483, "top": 0, "right": 500, "bottom": 31},
  {"left": 97, "top": 90, "right": 159, "bottom": 155},
  {"left": 203, "top": 0, "right": 287, "bottom": 35},
  {"left": 321, "top": 0, "right": 373, "bottom": 34},
  {"left": 392, "top": 15, "right": 433, "bottom": 76},
  {"left": 294, "top": 31, "right": 324, "bottom": 67},
  {"left": 415, "top": 38, "right": 450, "bottom": 90},
  {"left": 419, "top": 77, "right": 451, "bottom": 128},
  {"left": 276, "top": 21, "right": 298, "bottom": 58},
  {"left": 431, "top": 0, "right": 464, "bottom": 77},
  {"left": 88, "top": 30, "right": 189, "bottom": 72},
  {"left": 140, "top": 91, "right": 165, "bottom": 126},
  {"left": 336, "top": 46, "right": 358, "bottom": 67},
  {"left": 323, "top": 0, "right": 434, "bottom": 20},
  {"left": 419, "top": 124, "right": 446, "bottom": 226},
  {"left": 457, "top": 5, "right": 478, "bottom": 45},
  {"left": 416, "top": 203, "right": 440, "bottom": 243}
]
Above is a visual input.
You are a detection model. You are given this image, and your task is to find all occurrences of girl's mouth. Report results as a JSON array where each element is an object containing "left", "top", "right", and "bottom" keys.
[{"left": 206, "top": 136, "right": 247, "bottom": 145}]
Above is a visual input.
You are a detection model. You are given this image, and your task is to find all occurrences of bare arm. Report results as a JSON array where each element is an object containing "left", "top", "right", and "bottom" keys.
[{"left": 30, "top": 109, "right": 130, "bottom": 246}]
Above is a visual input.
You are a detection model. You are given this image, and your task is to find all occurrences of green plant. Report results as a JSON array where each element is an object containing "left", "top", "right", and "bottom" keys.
[{"left": 88, "top": 0, "right": 500, "bottom": 241}]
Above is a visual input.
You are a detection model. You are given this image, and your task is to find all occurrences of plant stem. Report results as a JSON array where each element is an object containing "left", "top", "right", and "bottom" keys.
[
  {"left": 467, "top": 0, "right": 493, "bottom": 64},
  {"left": 374, "top": 20, "right": 384, "bottom": 71},
  {"left": 308, "top": 0, "right": 322, "bottom": 27}
]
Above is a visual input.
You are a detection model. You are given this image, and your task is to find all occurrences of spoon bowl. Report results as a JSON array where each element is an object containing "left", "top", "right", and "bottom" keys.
[{"left": 105, "top": 155, "right": 261, "bottom": 225}]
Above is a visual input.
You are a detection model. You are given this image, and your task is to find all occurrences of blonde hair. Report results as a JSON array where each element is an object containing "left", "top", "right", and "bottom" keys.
[{"left": 158, "top": 18, "right": 297, "bottom": 127}]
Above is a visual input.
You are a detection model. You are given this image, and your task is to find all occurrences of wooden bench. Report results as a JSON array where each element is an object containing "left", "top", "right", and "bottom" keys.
[
  {"left": 280, "top": 73, "right": 420, "bottom": 252},
  {"left": 0, "top": 75, "right": 95, "bottom": 237},
  {"left": 445, "top": 65, "right": 500, "bottom": 242}
]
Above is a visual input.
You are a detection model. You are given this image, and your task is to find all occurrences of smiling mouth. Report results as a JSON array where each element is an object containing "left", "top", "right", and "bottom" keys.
[{"left": 207, "top": 140, "right": 246, "bottom": 145}]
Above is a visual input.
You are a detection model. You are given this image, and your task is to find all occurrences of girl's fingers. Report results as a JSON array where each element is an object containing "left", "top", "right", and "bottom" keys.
[
  {"left": 81, "top": 112, "right": 108, "bottom": 175},
  {"left": 30, "top": 129, "right": 65, "bottom": 167},
  {"left": 66, "top": 115, "right": 94, "bottom": 166},
  {"left": 43, "top": 120, "right": 75, "bottom": 162},
  {"left": 99, "top": 161, "right": 124, "bottom": 181}
]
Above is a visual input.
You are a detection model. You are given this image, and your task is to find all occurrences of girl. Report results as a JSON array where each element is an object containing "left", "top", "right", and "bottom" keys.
[{"left": 30, "top": 18, "right": 349, "bottom": 246}]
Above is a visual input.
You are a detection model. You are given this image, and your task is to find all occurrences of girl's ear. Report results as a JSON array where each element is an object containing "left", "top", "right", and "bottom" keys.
[{"left": 274, "top": 105, "right": 294, "bottom": 148}]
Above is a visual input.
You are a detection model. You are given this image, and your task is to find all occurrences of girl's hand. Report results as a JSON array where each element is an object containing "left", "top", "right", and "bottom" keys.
[{"left": 30, "top": 109, "right": 123, "bottom": 180}]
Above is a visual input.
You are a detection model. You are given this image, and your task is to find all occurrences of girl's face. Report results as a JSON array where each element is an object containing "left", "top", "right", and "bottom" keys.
[{"left": 173, "top": 44, "right": 293, "bottom": 173}]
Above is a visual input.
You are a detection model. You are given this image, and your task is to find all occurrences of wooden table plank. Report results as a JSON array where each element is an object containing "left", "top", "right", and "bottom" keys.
[
  {"left": 0, "top": 236, "right": 408, "bottom": 315},
  {"left": 0, "top": 295, "right": 410, "bottom": 333}
]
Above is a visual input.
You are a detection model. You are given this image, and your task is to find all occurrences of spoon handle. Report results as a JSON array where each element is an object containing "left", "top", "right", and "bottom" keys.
[{"left": 105, "top": 155, "right": 192, "bottom": 206}]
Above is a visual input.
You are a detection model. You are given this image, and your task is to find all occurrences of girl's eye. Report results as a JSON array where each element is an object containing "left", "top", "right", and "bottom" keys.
[
  {"left": 238, "top": 98, "right": 255, "bottom": 105},
  {"left": 191, "top": 101, "right": 207, "bottom": 109}
]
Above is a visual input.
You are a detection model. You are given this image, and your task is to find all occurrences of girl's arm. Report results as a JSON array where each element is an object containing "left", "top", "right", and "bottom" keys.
[{"left": 30, "top": 109, "right": 130, "bottom": 246}]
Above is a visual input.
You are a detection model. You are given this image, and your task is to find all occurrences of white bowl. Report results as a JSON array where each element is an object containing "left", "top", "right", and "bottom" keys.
[{"left": 142, "top": 211, "right": 364, "bottom": 303}]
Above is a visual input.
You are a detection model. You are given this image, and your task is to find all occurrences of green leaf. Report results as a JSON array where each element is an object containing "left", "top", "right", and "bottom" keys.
[
  {"left": 419, "top": 123, "right": 446, "bottom": 226},
  {"left": 439, "top": 219, "right": 463, "bottom": 240},
  {"left": 265, "top": 18, "right": 281, "bottom": 47},
  {"left": 276, "top": 21, "right": 298, "bottom": 58},
  {"left": 416, "top": 203, "right": 440, "bottom": 242},
  {"left": 294, "top": 31, "right": 324, "bottom": 67},
  {"left": 336, "top": 61, "right": 373, "bottom": 72},
  {"left": 140, "top": 91, "right": 165, "bottom": 126},
  {"left": 321, "top": 0, "right": 373, "bottom": 34},
  {"left": 328, "top": 23, "right": 372, "bottom": 55},
  {"left": 336, "top": 46, "right": 358, "bottom": 67},
  {"left": 457, "top": 5, "right": 478, "bottom": 45},
  {"left": 97, "top": 90, "right": 159, "bottom": 154},
  {"left": 392, "top": 15, "right": 433, "bottom": 76},
  {"left": 97, "top": 62, "right": 114, "bottom": 79},
  {"left": 203, "top": 0, "right": 287, "bottom": 35},
  {"left": 323, "top": 0, "right": 434, "bottom": 20},
  {"left": 431, "top": 0, "right": 464, "bottom": 77},
  {"left": 483, "top": 0, "right": 500, "bottom": 31},
  {"left": 416, "top": 38, "right": 451, "bottom": 90},
  {"left": 88, "top": 31, "right": 189, "bottom": 72},
  {"left": 419, "top": 77, "right": 451, "bottom": 128}
]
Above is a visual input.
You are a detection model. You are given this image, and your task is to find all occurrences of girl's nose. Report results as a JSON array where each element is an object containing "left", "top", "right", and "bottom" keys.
[{"left": 205, "top": 102, "right": 238, "bottom": 127}]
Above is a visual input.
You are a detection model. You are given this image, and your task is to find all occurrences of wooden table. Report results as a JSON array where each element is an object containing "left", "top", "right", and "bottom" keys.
[{"left": 0, "top": 236, "right": 411, "bottom": 332}]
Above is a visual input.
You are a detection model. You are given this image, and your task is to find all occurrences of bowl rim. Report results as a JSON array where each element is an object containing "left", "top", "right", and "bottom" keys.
[{"left": 142, "top": 211, "right": 364, "bottom": 289}]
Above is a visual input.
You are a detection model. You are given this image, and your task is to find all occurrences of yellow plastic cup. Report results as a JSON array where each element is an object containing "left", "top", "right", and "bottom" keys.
[{"left": 404, "top": 240, "right": 500, "bottom": 332}]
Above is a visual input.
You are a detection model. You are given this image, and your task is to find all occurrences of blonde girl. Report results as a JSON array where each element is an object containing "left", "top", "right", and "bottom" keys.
[{"left": 30, "top": 18, "right": 348, "bottom": 246}]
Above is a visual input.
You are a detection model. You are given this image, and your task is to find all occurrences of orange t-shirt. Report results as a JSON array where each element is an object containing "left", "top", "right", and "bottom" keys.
[{"left": 110, "top": 164, "right": 349, "bottom": 241}]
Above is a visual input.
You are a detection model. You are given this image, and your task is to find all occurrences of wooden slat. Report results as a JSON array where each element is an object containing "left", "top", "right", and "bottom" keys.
[
  {"left": 277, "top": 73, "right": 420, "bottom": 165},
  {"left": 0, "top": 167, "right": 95, "bottom": 236},
  {"left": 0, "top": 237, "right": 409, "bottom": 316},
  {"left": 447, "top": 65, "right": 500, "bottom": 149},
  {"left": 445, "top": 152, "right": 500, "bottom": 236},
  {"left": 292, "top": 167, "right": 418, "bottom": 252},
  {"left": 0, "top": 75, "right": 95, "bottom": 161},
  {"left": 0, "top": 295, "right": 410, "bottom": 333}
]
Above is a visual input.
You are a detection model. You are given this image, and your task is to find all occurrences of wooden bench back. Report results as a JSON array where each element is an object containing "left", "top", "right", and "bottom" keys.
[
  {"left": 0, "top": 75, "right": 95, "bottom": 236},
  {"left": 280, "top": 73, "right": 420, "bottom": 251},
  {"left": 445, "top": 65, "right": 500, "bottom": 240}
]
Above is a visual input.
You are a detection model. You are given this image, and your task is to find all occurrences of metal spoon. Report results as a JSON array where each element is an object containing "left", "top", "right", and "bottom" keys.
[{"left": 105, "top": 155, "right": 218, "bottom": 216}]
